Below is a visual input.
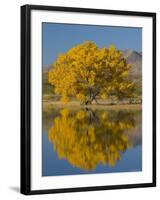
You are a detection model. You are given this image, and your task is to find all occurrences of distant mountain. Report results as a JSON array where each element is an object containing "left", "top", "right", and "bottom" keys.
[
  {"left": 123, "top": 49, "right": 141, "bottom": 62},
  {"left": 43, "top": 64, "right": 52, "bottom": 72},
  {"left": 42, "top": 66, "right": 53, "bottom": 95},
  {"left": 122, "top": 50, "right": 142, "bottom": 96},
  {"left": 122, "top": 49, "right": 142, "bottom": 77}
]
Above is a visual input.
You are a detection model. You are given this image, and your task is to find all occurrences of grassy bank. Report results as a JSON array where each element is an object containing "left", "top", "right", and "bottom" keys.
[{"left": 43, "top": 99, "right": 142, "bottom": 112}]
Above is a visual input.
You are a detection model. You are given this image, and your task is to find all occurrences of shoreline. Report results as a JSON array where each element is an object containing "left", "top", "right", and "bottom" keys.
[{"left": 43, "top": 100, "right": 142, "bottom": 111}]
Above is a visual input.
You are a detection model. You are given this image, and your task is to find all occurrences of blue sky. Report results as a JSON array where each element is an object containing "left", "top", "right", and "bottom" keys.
[{"left": 42, "top": 23, "right": 142, "bottom": 67}]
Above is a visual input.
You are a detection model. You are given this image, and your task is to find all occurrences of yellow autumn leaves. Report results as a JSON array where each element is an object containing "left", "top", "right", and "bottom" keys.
[
  {"left": 49, "top": 41, "right": 136, "bottom": 105},
  {"left": 48, "top": 109, "right": 135, "bottom": 170}
]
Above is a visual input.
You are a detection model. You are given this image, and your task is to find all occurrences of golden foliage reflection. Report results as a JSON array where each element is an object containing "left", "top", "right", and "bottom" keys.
[{"left": 48, "top": 109, "right": 136, "bottom": 171}]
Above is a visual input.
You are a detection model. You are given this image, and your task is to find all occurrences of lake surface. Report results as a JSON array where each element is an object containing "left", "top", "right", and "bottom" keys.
[{"left": 42, "top": 107, "right": 142, "bottom": 176}]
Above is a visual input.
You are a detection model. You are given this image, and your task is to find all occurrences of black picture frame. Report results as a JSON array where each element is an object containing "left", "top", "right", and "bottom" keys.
[{"left": 21, "top": 4, "right": 156, "bottom": 195}]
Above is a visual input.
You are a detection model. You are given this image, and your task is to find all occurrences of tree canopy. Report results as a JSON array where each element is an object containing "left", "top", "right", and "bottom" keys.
[{"left": 49, "top": 41, "right": 135, "bottom": 105}]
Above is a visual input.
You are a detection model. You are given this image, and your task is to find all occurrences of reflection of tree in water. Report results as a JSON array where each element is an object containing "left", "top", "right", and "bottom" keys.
[{"left": 48, "top": 108, "right": 136, "bottom": 171}]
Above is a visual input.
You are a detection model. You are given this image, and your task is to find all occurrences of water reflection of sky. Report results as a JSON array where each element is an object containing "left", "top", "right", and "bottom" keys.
[{"left": 42, "top": 109, "right": 142, "bottom": 176}]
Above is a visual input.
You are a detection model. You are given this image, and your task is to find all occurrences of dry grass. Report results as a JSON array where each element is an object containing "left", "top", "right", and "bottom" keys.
[{"left": 43, "top": 99, "right": 142, "bottom": 112}]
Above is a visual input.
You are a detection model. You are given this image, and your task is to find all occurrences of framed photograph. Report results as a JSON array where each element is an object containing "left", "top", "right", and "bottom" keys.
[{"left": 21, "top": 4, "right": 156, "bottom": 195}]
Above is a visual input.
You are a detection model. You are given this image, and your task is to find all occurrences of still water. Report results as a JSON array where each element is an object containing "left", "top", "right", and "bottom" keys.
[{"left": 42, "top": 107, "right": 142, "bottom": 176}]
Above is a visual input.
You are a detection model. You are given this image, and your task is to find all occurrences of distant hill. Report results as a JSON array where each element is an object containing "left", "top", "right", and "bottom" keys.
[
  {"left": 42, "top": 70, "right": 53, "bottom": 95},
  {"left": 43, "top": 64, "right": 52, "bottom": 72},
  {"left": 123, "top": 49, "right": 141, "bottom": 62},
  {"left": 122, "top": 50, "right": 142, "bottom": 96},
  {"left": 123, "top": 49, "right": 142, "bottom": 77}
]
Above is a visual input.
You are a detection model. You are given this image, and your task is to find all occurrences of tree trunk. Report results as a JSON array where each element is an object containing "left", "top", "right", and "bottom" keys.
[
  {"left": 90, "top": 93, "right": 99, "bottom": 104},
  {"left": 93, "top": 96, "right": 99, "bottom": 104},
  {"left": 84, "top": 91, "right": 99, "bottom": 105},
  {"left": 85, "top": 99, "right": 92, "bottom": 105}
]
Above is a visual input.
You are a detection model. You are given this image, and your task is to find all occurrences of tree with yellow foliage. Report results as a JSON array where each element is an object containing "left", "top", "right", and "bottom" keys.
[
  {"left": 49, "top": 41, "right": 135, "bottom": 105},
  {"left": 48, "top": 108, "right": 135, "bottom": 170}
]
